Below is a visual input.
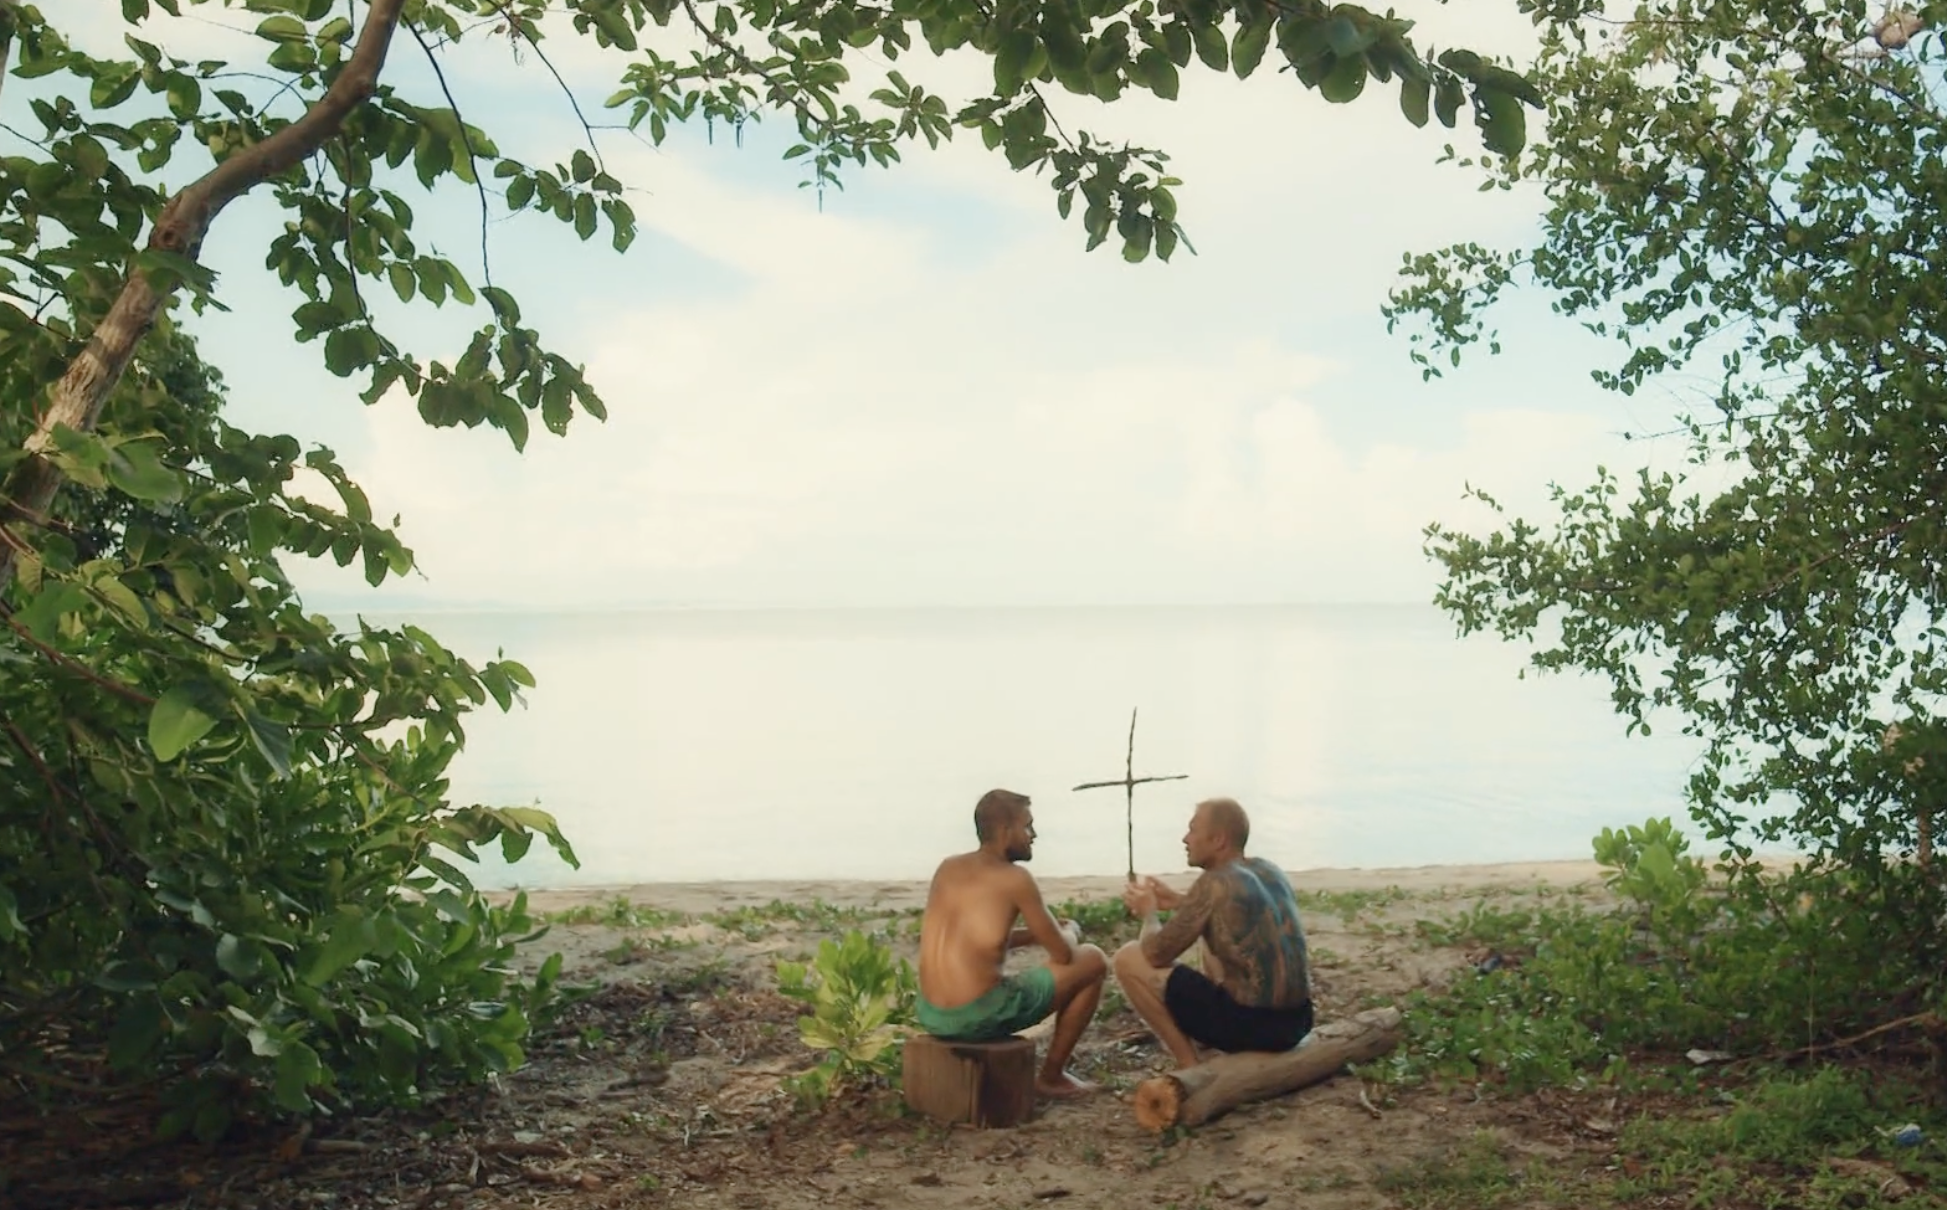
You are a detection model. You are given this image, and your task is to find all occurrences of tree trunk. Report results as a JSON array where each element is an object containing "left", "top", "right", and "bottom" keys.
[
  {"left": 1132, "top": 1006, "right": 1403, "bottom": 1133},
  {"left": 901, "top": 1033, "right": 1037, "bottom": 1129},
  {"left": 0, "top": 0, "right": 407, "bottom": 595}
]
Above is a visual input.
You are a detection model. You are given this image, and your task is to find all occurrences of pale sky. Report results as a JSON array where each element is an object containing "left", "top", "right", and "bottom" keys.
[{"left": 63, "top": 1, "right": 1696, "bottom": 611}]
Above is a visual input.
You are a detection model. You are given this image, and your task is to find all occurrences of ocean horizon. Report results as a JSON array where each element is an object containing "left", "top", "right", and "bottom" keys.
[{"left": 340, "top": 602, "right": 1708, "bottom": 889}]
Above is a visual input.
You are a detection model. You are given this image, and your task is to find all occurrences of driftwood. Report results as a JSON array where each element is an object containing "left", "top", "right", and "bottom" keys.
[
  {"left": 1132, "top": 1006, "right": 1403, "bottom": 1132},
  {"left": 901, "top": 1033, "right": 1037, "bottom": 1129}
]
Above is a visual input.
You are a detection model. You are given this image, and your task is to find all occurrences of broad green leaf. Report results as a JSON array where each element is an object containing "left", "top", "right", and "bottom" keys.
[
  {"left": 1318, "top": 54, "right": 1366, "bottom": 103},
  {"left": 15, "top": 582, "right": 88, "bottom": 643},
  {"left": 215, "top": 934, "right": 262, "bottom": 981},
  {"left": 1476, "top": 88, "right": 1526, "bottom": 156},
  {"left": 104, "top": 438, "right": 184, "bottom": 503},
  {"left": 1232, "top": 19, "right": 1272, "bottom": 79},
  {"left": 255, "top": 15, "right": 307, "bottom": 42},
  {"left": 994, "top": 29, "right": 1037, "bottom": 95},
  {"left": 1192, "top": 23, "right": 1228, "bottom": 72},
  {"left": 304, "top": 908, "right": 378, "bottom": 986},
  {"left": 241, "top": 709, "right": 294, "bottom": 778},
  {"left": 150, "top": 685, "right": 220, "bottom": 761},
  {"left": 1400, "top": 75, "right": 1430, "bottom": 127}
]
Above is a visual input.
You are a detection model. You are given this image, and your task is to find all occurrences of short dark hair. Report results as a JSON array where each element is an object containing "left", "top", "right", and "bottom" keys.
[
  {"left": 1199, "top": 797, "right": 1250, "bottom": 850},
  {"left": 974, "top": 789, "right": 1031, "bottom": 842}
]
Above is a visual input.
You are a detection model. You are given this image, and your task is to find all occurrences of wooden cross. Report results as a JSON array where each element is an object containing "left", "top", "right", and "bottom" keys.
[{"left": 1072, "top": 707, "right": 1188, "bottom": 881}]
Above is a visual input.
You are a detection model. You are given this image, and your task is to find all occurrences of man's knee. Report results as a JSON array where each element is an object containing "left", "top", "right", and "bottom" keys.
[
  {"left": 1112, "top": 940, "right": 1149, "bottom": 977},
  {"left": 1074, "top": 942, "right": 1107, "bottom": 981}
]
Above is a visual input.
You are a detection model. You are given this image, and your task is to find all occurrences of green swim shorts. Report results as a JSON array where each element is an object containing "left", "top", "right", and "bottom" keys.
[{"left": 916, "top": 968, "right": 1057, "bottom": 1041}]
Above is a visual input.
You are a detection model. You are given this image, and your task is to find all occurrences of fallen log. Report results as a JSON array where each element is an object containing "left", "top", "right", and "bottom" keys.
[{"left": 1132, "top": 1006, "right": 1403, "bottom": 1132}]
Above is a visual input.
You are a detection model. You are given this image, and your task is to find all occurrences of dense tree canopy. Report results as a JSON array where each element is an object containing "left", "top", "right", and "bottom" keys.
[
  {"left": 0, "top": 0, "right": 1536, "bottom": 1133},
  {"left": 1388, "top": 0, "right": 1947, "bottom": 887}
]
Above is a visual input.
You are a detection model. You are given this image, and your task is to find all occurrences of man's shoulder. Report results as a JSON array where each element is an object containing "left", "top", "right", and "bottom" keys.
[
  {"left": 1242, "top": 856, "right": 1294, "bottom": 888},
  {"left": 932, "top": 853, "right": 1032, "bottom": 894},
  {"left": 1214, "top": 857, "right": 1296, "bottom": 901}
]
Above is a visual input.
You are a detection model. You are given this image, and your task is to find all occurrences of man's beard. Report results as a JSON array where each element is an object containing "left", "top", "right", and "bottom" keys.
[{"left": 1006, "top": 844, "right": 1032, "bottom": 863}]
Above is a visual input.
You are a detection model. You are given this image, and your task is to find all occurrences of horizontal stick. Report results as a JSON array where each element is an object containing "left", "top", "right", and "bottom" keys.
[{"left": 1072, "top": 774, "right": 1189, "bottom": 792}]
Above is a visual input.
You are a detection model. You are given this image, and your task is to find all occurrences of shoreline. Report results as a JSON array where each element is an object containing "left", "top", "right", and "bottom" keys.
[{"left": 497, "top": 858, "right": 1614, "bottom": 916}]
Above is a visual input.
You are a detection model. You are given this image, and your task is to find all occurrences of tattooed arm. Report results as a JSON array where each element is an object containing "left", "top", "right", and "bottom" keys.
[{"left": 1137, "top": 872, "right": 1219, "bottom": 968}]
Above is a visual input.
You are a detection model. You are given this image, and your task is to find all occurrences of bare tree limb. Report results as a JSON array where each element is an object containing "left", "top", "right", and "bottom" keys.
[
  {"left": 0, "top": 0, "right": 407, "bottom": 597},
  {"left": 407, "top": 20, "right": 494, "bottom": 290}
]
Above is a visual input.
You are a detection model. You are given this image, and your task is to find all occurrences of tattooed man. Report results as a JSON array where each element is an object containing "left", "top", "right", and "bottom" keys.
[{"left": 1113, "top": 798, "right": 1313, "bottom": 1068}]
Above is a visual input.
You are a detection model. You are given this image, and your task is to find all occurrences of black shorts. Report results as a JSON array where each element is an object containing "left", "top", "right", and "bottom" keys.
[{"left": 1164, "top": 966, "right": 1313, "bottom": 1054}]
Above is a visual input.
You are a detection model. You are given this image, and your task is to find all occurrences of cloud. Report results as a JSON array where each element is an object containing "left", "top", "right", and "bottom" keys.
[
  {"left": 284, "top": 141, "right": 1624, "bottom": 609},
  {"left": 44, "top": 0, "right": 1655, "bottom": 611}
]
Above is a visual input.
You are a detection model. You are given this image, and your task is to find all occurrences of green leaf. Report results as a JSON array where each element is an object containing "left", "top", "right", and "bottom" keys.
[
  {"left": 104, "top": 438, "right": 184, "bottom": 503},
  {"left": 241, "top": 709, "right": 294, "bottom": 778},
  {"left": 1318, "top": 54, "right": 1367, "bottom": 103},
  {"left": 1400, "top": 74, "right": 1430, "bottom": 127},
  {"left": 304, "top": 908, "right": 378, "bottom": 986},
  {"left": 272, "top": 1042, "right": 323, "bottom": 1111},
  {"left": 1232, "top": 19, "right": 1272, "bottom": 79},
  {"left": 1192, "top": 23, "right": 1228, "bottom": 72},
  {"left": 255, "top": 15, "right": 307, "bottom": 42},
  {"left": 1476, "top": 88, "right": 1527, "bottom": 155},
  {"left": 1433, "top": 77, "right": 1464, "bottom": 128},
  {"left": 216, "top": 934, "right": 262, "bottom": 981},
  {"left": 387, "top": 261, "right": 415, "bottom": 303},
  {"left": 1135, "top": 48, "right": 1180, "bottom": 100},
  {"left": 994, "top": 29, "right": 1037, "bottom": 95},
  {"left": 90, "top": 64, "right": 142, "bottom": 109},
  {"left": 150, "top": 685, "right": 221, "bottom": 762}
]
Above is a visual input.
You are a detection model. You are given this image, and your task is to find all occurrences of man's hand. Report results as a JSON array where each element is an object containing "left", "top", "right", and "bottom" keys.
[
  {"left": 1122, "top": 880, "right": 1159, "bottom": 918},
  {"left": 1142, "top": 876, "right": 1184, "bottom": 912}
]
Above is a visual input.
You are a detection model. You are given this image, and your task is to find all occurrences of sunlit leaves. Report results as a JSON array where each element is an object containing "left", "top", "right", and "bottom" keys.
[{"left": 1387, "top": 0, "right": 1947, "bottom": 913}]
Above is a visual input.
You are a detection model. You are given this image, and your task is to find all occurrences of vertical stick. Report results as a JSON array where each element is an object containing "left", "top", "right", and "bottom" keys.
[{"left": 1126, "top": 707, "right": 1138, "bottom": 882}]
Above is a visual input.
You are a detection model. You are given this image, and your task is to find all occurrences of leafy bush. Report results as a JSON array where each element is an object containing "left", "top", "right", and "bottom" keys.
[
  {"left": 1379, "top": 819, "right": 1947, "bottom": 1092},
  {"left": 1047, "top": 895, "right": 1139, "bottom": 949},
  {"left": 0, "top": 335, "right": 577, "bottom": 1139},
  {"left": 775, "top": 930, "right": 917, "bottom": 1108}
]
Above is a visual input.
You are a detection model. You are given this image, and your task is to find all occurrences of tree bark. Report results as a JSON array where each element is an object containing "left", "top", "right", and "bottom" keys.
[
  {"left": 901, "top": 1033, "right": 1037, "bottom": 1129},
  {"left": 1131, "top": 1006, "right": 1403, "bottom": 1132},
  {"left": 0, "top": 0, "right": 407, "bottom": 595}
]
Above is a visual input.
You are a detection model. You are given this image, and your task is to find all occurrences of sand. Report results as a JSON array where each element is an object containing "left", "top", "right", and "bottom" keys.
[{"left": 506, "top": 858, "right": 1612, "bottom": 916}]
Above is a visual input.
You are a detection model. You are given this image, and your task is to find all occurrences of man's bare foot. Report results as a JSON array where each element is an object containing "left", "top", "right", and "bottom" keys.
[{"left": 1036, "top": 1071, "right": 1097, "bottom": 1099}]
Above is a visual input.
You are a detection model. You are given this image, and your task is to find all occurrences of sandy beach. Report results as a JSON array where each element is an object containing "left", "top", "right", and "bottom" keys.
[{"left": 505, "top": 858, "right": 1612, "bottom": 916}]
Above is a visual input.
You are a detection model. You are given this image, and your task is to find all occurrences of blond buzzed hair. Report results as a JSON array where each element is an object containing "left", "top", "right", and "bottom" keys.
[
  {"left": 974, "top": 789, "right": 1031, "bottom": 842},
  {"left": 1199, "top": 797, "right": 1250, "bottom": 850}
]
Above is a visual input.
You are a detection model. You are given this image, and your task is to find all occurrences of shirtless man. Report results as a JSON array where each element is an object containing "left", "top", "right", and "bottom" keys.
[
  {"left": 1113, "top": 797, "right": 1313, "bottom": 1068},
  {"left": 917, "top": 788, "right": 1108, "bottom": 1098}
]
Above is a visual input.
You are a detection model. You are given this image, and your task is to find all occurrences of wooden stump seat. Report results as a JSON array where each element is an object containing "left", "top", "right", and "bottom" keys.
[{"left": 901, "top": 1032, "right": 1037, "bottom": 1128}]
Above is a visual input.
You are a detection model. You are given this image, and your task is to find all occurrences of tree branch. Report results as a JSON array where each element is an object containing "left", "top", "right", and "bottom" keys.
[
  {"left": 0, "top": 0, "right": 407, "bottom": 597},
  {"left": 406, "top": 20, "right": 493, "bottom": 290},
  {"left": 1, "top": 714, "right": 68, "bottom": 806},
  {"left": 3, "top": 615, "right": 157, "bottom": 708}
]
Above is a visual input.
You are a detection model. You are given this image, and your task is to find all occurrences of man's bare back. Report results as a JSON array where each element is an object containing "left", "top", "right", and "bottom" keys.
[
  {"left": 914, "top": 790, "right": 1109, "bottom": 1099},
  {"left": 919, "top": 852, "right": 1060, "bottom": 1008}
]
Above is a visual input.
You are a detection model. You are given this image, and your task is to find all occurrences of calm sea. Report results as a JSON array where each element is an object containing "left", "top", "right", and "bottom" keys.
[{"left": 355, "top": 604, "right": 1703, "bottom": 888}]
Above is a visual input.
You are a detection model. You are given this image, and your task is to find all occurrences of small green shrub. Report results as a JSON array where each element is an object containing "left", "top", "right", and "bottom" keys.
[
  {"left": 1046, "top": 895, "right": 1136, "bottom": 948},
  {"left": 776, "top": 930, "right": 916, "bottom": 1108},
  {"left": 1380, "top": 818, "right": 1947, "bottom": 1093}
]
